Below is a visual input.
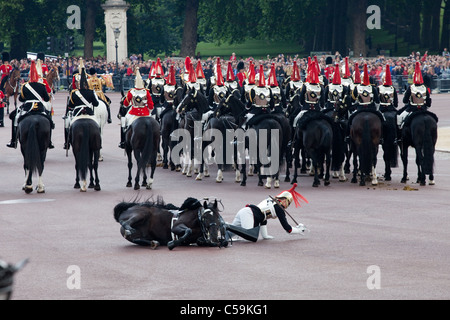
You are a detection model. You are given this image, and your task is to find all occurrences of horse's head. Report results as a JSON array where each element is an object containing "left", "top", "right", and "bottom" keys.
[
  {"left": 0, "top": 258, "right": 28, "bottom": 300},
  {"left": 216, "top": 95, "right": 246, "bottom": 123},
  {"left": 197, "top": 199, "right": 228, "bottom": 248}
]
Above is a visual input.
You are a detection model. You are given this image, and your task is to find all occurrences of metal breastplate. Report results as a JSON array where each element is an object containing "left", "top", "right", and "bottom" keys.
[
  {"left": 164, "top": 85, "right": 176, "bottom": 103},
  {"left": 213, "top": 86, "right": 227, "bottom": 104},
  {"left": 253, "top": 87, "right": 271, "bottom": 107},
  {"left": 379, "top": 86, "right": 394, "bottom": 105},
  {"left": 131, "top": 89, "right": 148, "bottom": 107},
  {"left": 357, "top": 85, "right": 374, "bottom": 105},
  {"left": 271, "top": 87, "right": 281, "bottom": 106},
  {"left": 410, "top": 85, "right": 426, "bottom": 106},
  {"left": 327, "top": 84, "right": 343, "bottom": 103},
  {"left": 257, "top": 198, "right": 277, "bottom": 219},
  {"left": 245, "top": 84, "right": 255, "bottom": 95},
  {"left": 197, "top": 78, "right": 207, "bottom": 92},
  {"left": 305, "top": 83, "right": 321, "bottom": 104},
  {"left": 151, "top": 78, "right": 165, "bottom": 97}
]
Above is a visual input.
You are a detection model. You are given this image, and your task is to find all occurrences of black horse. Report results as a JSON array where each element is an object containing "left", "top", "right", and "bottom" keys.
[
  {"left": 176, "top": 87, "right": 209, "bottom": 177},
  {"left": 160, "top": 86, "right": 184, "bottom": 171},
  {"left": 70, "top": 118, "right": 102, "bottom": 192},
  {"left": 215, "top": 95, "right": 283, "bottom": 189},
  {"left": 349, "top": 110, "right": 383, "bottom": 186},
  {"left": 125, "top": 116, "right": 160, "bottom": 190},
  {"left": 399, "top": 111, "right": 438, "bottom": 186},
  {"left": 293, "top": 111, "right": 334, "bottom": 188},
  {"left": 114, "top": 197, "right": 228, "bottom": 250},
  {"left": 17, "top": 114, "right": 52, "bottom": 194}
]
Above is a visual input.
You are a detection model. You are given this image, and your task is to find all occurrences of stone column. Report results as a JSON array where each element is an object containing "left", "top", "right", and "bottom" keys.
[{"left": 102, "top": 0, "right": 130, "bottom": 63}]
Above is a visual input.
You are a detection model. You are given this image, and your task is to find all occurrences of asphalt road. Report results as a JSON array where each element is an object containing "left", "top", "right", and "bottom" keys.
[{"left": 1, "top": 92, "right": 449, "bottom": 301}]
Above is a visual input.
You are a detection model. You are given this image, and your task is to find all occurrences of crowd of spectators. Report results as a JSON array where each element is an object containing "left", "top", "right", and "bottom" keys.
[{"left": 7, "top": 49, "right": 450, "bottom": 88}]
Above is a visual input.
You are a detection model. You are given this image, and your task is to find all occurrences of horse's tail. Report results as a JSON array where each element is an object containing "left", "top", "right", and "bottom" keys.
[
  {"left": 25, "top": 121, "right": 43, "bottom": 175},
  {"left": 359, "top": 119, "right": 373, "bottom": 175},
  {"left": 141, "top": 120, "right": 154, "bottom": 167},
  {"left": 76, "top": 123, "right": 91, "bottom": 181},
  {"left": 422, "top": 117, "right": 435, "bottom": 175},
  {"left": 331, "top": 123, "right": 345, "bottom": 171}
]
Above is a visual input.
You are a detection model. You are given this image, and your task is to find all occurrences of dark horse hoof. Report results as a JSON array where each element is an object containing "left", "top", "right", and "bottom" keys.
[
  {"left": 167, "top": 241, "right": 175, "bottom": 251},
  {"left": 126, "top": 182, "right": 132, "bottom": 188},
  {"left": 74, "top": 182, "right": 81, "bottom": 189},
  {"left": 94, "top": 185, "right": 101, "bottom": 191}
]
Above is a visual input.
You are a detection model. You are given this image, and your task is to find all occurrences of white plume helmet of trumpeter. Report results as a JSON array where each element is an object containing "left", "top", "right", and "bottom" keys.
[{"left": 134, "top": 67, "right": 145, "bottom": 89}]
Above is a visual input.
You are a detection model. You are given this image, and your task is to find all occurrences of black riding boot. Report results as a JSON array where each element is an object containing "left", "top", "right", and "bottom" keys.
[
  {"left": 107, "top": 105, "right": 112, "bottom": 123},
  {"left": 63, "top": 128, "right": 69, "bottom": 150},
  {"left": 0, "top": 107, "right": 4, "bottom": 127},
  {"left": 118, "top": 128, "right": 125, "bottom": 149},
  {"left": 6, "top": 124, "right": 17, "bottom": 148}
]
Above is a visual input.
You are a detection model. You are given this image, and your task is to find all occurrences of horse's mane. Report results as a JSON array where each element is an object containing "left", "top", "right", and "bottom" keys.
[{"left": 113, "top": 196, "right": 203, "bottom": 222}]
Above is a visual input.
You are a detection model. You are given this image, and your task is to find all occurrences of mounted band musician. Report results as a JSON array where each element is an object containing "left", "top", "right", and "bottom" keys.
[
  {"left": 88, "top": 67, "right": 112, "bottom": 124},
  {"left": 6, "top": 60, "right": 54, "bottom": 149},
  {"left": 397, "top": 62, "right": 432, "bottom": 130},
  {"left": 118, "top": 68, "right": 154, "bottom": 149}
]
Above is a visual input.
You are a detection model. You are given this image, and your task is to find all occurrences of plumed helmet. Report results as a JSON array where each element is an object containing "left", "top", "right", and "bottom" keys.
[
  {"left": 353, "top": 63, "right": 361, "bottom": 84},
  {"left": 226, "top": 61, "right": 235, "bottom": 82},
  {"left": 342, "top": 57, "right": 351, "bottom": 79},
  {"left": 291, "top": 61, "right": 301, "bottom": 82},
  {"left": 332, "top": 63, "right": 341, "bottom": 85},
  {"left": 134, "top": 67, "right": 145, "bottom": 89},
  {"left": 79, "top": 68, "right": 89, "bottom": 90},
  {"left": 216, "top": 59, "right": 224, "bottom": 86},
  {"left": 413, "top": 62, "right": 424, "bottom": 85},
  {"left": 309, "top": 61, "right": 319, "bottom": 85},
  {"left": 166, "top": 65, "right": 176, "bottom": 86},
  {"left": 275, "top": 183, "right": 308, "bottom": 208},
  {"left": 267, "top": 63, "right": 278, "bottom": 87},
  {"left": 29, "top": 60, "right": 39, "bottom": 83},
  {"left": 362, "top": 64, "right": 370, "bottom": 86},
  {"left": 154, "top": 58, "right": 164, "bottom": 79},
  {"left": 257, "top": 64, "right": 266, "bottom": 87},
  {"left": 384, "top": 65, "right": 392, "bottom": 86},
  {"left": 196, "top": 60, "right": 205, "bottom": 79},
  {"left": 247, "top": 61, "right": 256, "bottom": 85}
]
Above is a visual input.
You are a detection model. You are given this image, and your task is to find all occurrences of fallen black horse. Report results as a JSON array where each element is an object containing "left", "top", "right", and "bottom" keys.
[{"left": 114, "top": 197, "right": 228, "bottom": 250}]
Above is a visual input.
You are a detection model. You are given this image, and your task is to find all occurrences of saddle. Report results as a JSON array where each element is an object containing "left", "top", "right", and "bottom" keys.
[
  {"left": 297, "top": 110, "right": 334, "bottom": 131},
  {"left": 348, "top": 109, "right": 385, "bottom": 127},
  {"left": 404, "top": 110, "right": 439, "bottom": 128}
]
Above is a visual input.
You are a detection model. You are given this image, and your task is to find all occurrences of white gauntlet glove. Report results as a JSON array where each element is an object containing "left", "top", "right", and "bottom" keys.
[
  {"left": 260, "top": 225, "right": 274, "bottom": 240},
  {"left": 290, "top": 224, "right": 307, "bottom": 235}
]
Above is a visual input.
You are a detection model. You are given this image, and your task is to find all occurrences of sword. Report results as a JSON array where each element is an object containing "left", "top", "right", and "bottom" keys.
[{"left": 268, "top": 195, "right": 299, "bottom": 226}]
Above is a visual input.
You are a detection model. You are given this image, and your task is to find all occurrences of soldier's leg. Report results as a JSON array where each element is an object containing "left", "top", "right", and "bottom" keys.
[
  {"left": 0, "top": 107, "right": 4, "bottom": 126},
  {"left": 6, "top": 109, "right": 18, "bottom": 148}
]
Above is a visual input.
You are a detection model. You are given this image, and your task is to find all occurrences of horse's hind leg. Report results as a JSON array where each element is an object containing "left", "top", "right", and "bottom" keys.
[
  {"left": 168, "top": 224, "right": 192, "bottom": 250},
  {"left": 36, "top": 175, "right": 45, "bottom": 194},
  {"left": 93, "top": 152, "right": 101, "bottom": 191},
  {"left": 23, "top": 169, "right": 33, "bottom": 194}
]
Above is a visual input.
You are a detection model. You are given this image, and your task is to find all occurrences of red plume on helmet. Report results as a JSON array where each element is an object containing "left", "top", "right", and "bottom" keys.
[
  {"left": 268, "top": 63, "right": 278, "bottom": 87},
  {"left": 413, "top": 62, "right": 424, "bottom": 85},
  {"left": 362, "top": 64, "right": 370, "bottom": 86},
  {"left": 292, "top": 60, "right": 300, "bottom": 81},
  {"left": 196, "top": 60, "right": 205, "bottom": 79},
  {"left": 29, "top": 60, "right": 39, "bottom": 83},
  {"left": 309, "top": 61, "right": 319, "bottom": 85},
  {"left": 188, "top": 62, "right": 197, "bottom": 83},
  {"left": 353, "top": 62, "right": 361, "bottom": 84},
  {"left": 276, "top": 183, "right": 309, "bottom": 208},
  {"left": 226, "top": 61, "right": 235, "bottom": 81},
  {"left": 247, "top": 61, "right": 256, "bottom": 85},
  {"left": 384, "top": 65, "right": 393, "bottom": 86},
  {"left": 216, "top": 59, "right": 224, "bottom": 86},
  {"left": 166, "top": 65, "right": 176, "bottom": 86},
  {"left": 154, "top": 58, "right": 164, "bottom": 78},
  {"left": 184, "top": 56, "right": 191, "bottom": 74},
  {"left": 343, "top": 57, "right": 351, "bottom": 79},
  {"left": 314, "top": 56, "right": 321, "bottom": 74},
  {"left": 332, "top": 64, "right": 341, "bottom": 85},
  {"left": 257, "top": 64, "right": 266, "bottom": 87},
  {"left": 306, "top": 57, "right": 312, "bottom": 83}
]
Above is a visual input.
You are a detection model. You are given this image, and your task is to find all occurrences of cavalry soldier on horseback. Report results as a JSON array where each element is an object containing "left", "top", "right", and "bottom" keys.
[
  {"left": 227, "top": 183, "right": 309, "bottom": 242},
  {"left": 224, "top": 61, "right": 241, "bottom": 98},
  {"left": 196, "top": 60, "right": 208, "bottom": 95},
  {"left": 292, "top": 60, "right": 325, "bottom": 129},
  {"left": 323, "top": 63, "right": 351, "bottom": 115},
  {"left": 159, "top": 65, "right": 179, "bottom": 122},
  {"left": 397, "top": 62, "right": 431, "bottom": 130},
  {"left": 147, "top": 58, "right": 165, "bottom": 121},
  {"left": 285, "top": 60, "right": 303, "bottom": 103},
  {"left": 207, "top": 58, "right": 227, "bottom": 113},
  {"left": 118, "top": 67, "right": 154, "bottom": 149},
  {"left": 0, "top": 52, "right": 12, "bottom": 93},
  {"left": 88, "top": 68, "right": 112, "bottom": 124},
  {"left": 341, "top": 57, "right": 354, "bottom": 88},
  {"left": 242, "top": 60, "right": 256, "bottom": 107},
  {"left": 6, "top": 60, "right": 54, "bottom": 149},
  {"left": 346, "top": 63, "right": 384, "bottom": 142},
  {"left": 63, "top": 68, "right": 99, "bottom": 149}
]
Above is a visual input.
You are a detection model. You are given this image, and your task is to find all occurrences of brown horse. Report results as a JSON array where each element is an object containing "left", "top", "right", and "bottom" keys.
[
  {"left": 46, "top": 68, "right": 59, "bottom": 94},
  {"left": 4, "top": 68, "right": 21, "bottom": 114}
]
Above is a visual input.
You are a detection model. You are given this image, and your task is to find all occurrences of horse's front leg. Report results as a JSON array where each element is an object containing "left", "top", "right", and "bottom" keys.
[
  {"left": 168, "top": 224, "right": 193, "bottom": 250},
  {"left": 400, "top": 144, "right": 409, "bottom": 184},
  {"left": 351, "top": 152, "right": 359, "bottom": 184}
]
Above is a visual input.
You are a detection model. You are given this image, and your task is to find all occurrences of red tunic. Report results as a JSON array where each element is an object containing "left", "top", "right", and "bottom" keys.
[
  {"left": 0, "top": 91, "right": 5, "bottom": 108},
  {"left": 0, "top": 64, "right": 12, "bottom": 81},
  {"left": 123, "top": 89, "right": 154, "bottom": 117}
]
